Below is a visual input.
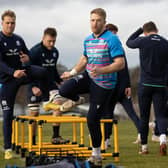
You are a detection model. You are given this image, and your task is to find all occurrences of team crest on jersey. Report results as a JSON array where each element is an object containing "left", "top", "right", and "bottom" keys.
[
  {"left": 16, "top": 40, "right": 21, "bottom": 46},
  {"left": 3, "top": 42, "right": 7, "bottom": 46},
  {"left": 53, "top": 52, "right": 56, "bottom": 57},
  {"left": 42, "top": 53, "right": 45, "bottom": 57},
  {"left": 2, "top": 100, "right": 7, "bottom": 106},
  {"left": 1, "top": 100, "right": 10, "bottom": 111}
]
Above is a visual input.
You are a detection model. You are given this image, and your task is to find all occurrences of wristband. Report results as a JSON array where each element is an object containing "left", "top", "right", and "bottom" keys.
[{"left": 70, "top": 68, "right": 77, "bottom": 76}]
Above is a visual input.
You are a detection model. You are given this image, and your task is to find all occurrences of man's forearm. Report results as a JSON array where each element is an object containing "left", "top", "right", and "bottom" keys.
[
  {"left": 100, "top": 57, "right": 125, "bottom": 74},
  {"left": 71, "top": 55, "right": 87, "bottom": 74},
  {"left": 126, "top": 28, "right": 143, "bottom": 48},
  {"left": 128, "top": 28, "right": 143, "bottom": 40}
]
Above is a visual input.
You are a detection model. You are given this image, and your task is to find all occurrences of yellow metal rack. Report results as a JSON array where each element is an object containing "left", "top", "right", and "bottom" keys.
[{"left": 12, "top": 115, "right": 119, "bottom": 162}]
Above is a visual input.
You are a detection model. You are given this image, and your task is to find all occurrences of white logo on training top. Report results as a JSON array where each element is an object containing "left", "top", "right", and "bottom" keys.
[
  {"left": 16, "top": 40, "right": 21, "bottom": 46},
  {"left": 53, "top": 52, "right": 56, "bottom": 57},
  {"left": 1, "top": 100, "right": 10, "bottom": 110},
  {"left": 3, "top": 42, "right": 7, "bottom": 46},
  {"left": 9, "top": 49, "right": 17, "bottom": 53},
  {"left": 46, "top": 59, "right": 54, "bottom": 63},
  {"left": 97, "top": 104, "right": 100, "bottom": 109},
  {"left": 42, "top": 59, "right": 55, "bottom": 67},
  {"left": 7, "top": 49, "right": 19, "bottom": 56},
  {"left": 2, "top": 100, "right": 7, "bottom": 106},
  {"left": 42, "top": 53, "right": 45, "bottom": 57},
  {"left": 151, "top": 36, "right": 161, "bottom": 41}
]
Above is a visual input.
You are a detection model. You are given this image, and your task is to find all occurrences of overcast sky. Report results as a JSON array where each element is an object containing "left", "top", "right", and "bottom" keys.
[{"left": 0, "top": 0, "right": 168, "bottom": 69}]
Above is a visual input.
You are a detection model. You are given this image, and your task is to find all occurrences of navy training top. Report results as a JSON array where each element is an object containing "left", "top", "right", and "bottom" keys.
[
  {"left": 30, "top": 42, "right": 62, "bottom": 89},
  {"left": 126, "top": 28, "right": 168, "bottom": 86},
  {"left": 0, "top": 31, "right": 29, "bottom": 83}
]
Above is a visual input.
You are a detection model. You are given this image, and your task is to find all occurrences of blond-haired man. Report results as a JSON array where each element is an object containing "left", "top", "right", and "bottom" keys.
[{"left": 59, "top": 8, "right": 125, "bottom": 166}]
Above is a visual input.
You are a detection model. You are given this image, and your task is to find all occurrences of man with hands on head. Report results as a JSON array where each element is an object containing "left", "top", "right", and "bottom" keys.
[
  {"left": 0, "top": 10, "right": 49, "bottom": 159},
  {"left": 126, "top": 21, "right": 168, "bottom": 155}
]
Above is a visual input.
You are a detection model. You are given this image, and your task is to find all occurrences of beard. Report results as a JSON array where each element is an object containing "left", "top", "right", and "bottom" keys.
[{"left": 91, "top": 26, "right": 104, "bottom": 36}]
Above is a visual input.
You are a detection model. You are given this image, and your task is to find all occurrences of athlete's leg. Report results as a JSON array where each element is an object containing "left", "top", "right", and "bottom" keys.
[
  {"left": 0, "top": 80, "right": 20, "bottom": 150},
  {"left": 154, "top": 120, "right": 160, "bottom": 136},
  {"left": 27, "top": 85, "right": 41, "bottom": 145},
  {"left": 138, "top": 85, "right": 152, "bottom": 145},
  {"left": 25, "top": 65, "right": 50, "bottom": 101},
  {"left": 104, "top": 93, "right": 116, "bottom": 140},
  {"left": 152, "top": 87, "right": 168, "bottom": 146},
  {"left": 50, "top": 90, "right": 69, "bottom": 144},
  {"left": 103, "top": 90, "right": 116, "bottom": 149},
  {"left": 87, "top": 81, "right": 114, "bottom": 148},
  {"left": 120, "top": 97, "right": 140, "bottom": 133},
  {"left": 59, "top": 72, "right": 90, "bottom": 101}
]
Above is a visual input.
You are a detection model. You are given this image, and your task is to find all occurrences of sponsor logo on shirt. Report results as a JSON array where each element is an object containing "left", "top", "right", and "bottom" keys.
[
  {"left": 42, "top": 59, "right": 55, "bottom": 67},
  {"left": 151, "top": 36, "right": 161, "bottom": 41},
  {"left": 6, "top": 48, "right": 19, "bottom": 56}
]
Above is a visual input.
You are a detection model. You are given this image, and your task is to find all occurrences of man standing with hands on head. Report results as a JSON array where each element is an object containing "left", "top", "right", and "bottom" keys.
[
  {"left": 0, "top": 10, "right": 49, "bottom": 159},
  {"left": 126, "top": 21, "right": 168, "bottom": 155},
  {"left": 59, "top": 8, "right": 125, "bottom": 166}
]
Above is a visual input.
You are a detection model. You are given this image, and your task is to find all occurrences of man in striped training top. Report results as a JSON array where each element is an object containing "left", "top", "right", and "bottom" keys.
[{"left": 59, "top": 8, "right": 125, "bottom": 166}]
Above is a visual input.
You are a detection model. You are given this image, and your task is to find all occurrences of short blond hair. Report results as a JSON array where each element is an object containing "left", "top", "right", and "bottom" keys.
[
  {"left": 90, "top": 8, "right": 106, "bottom": 20},
  {"left": 1, "top": 10, "right": 16, "bottom": 20}
]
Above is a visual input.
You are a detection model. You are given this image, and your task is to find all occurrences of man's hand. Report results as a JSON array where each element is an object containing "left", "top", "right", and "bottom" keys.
[
  {"left": 125, "top": 87, "right": 131, "bottom": 98},
  {"left": 61, "top": 71, "right": 72, "bottom": 80},
  {"left": 20, "top": 51, "right": 29, "bottom": 63},
  {"left": 90, "top": 66, "right": 101, "bottom": 77},
  {"left": 32, "top": 87, "right": 42, "bottom": 96},
  {"left": 13, "top": 70, "right": 26, "bottom": 78}
]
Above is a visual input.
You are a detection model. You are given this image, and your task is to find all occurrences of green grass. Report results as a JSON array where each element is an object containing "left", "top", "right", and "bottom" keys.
[{"left": 0, "top": 120, "right": 168, "bottom": 168}]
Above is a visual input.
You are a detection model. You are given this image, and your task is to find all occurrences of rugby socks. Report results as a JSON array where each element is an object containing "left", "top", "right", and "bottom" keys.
[
  {"left": 92, "top": 147, "right": 101, "bottom": 157},
  {"left": 32, "top": 135, "right": 36, "bottom": 145},
  {"left": 160, "top": 134, "right": 167, "bottom": 145},
  {"left": 53, "top": 126, "right": 60, "bottom": 138}
]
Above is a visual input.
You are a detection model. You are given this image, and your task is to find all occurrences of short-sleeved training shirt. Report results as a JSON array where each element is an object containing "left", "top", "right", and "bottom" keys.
[{"left": 83, "top": 30, "right": 124, "bottom": 89}]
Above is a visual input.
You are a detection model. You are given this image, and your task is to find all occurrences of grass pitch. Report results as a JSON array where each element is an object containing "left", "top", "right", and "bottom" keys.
[{"left": 0, "top": 119, "right": 168, "bottom": 168}]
